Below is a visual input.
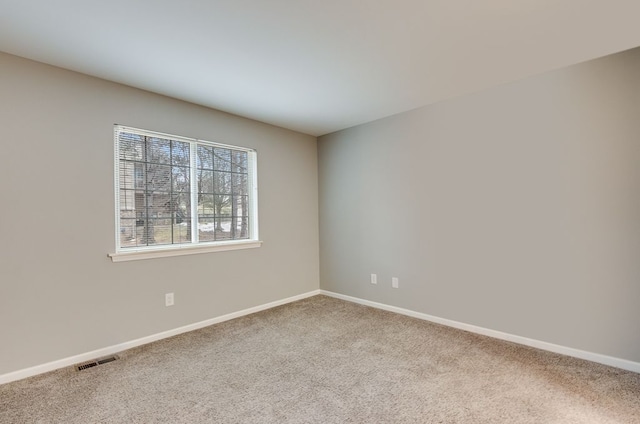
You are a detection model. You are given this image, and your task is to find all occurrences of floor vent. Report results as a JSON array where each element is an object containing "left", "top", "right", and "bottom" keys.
[
  {"left": 76, "top": 355, "right": 119, "bottom": 371},
  {"left": 97, "top": 356, "right": 118, "bottom": 365}
]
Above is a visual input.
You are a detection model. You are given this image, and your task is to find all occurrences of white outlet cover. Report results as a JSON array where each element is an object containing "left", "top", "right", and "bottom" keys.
[
  {"left": 371, "top": 274, "right": 377, "bottom": 284},
  {"left": 165, "top": 293, "right": 175, "bottom": 306},
  {"left": 392, "top": 277, "right": 399, "bottom": 288}
]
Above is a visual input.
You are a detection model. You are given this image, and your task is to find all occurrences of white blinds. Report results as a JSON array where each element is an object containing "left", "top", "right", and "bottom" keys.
[{"left": 114, "top": 125, "right": 257, "bottom": 251}]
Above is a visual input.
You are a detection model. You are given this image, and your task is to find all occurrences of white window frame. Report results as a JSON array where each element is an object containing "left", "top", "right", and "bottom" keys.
[{"left": 108, "top": 125, "right": 261, "bottom": 262}]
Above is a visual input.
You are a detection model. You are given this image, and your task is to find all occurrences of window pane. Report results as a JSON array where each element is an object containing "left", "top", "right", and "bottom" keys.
[
  {"left": 173, "top": 194, "right": 190, "bottom": 218},
  {"left": 172, "top": 166, "right": 190, "bottom": 192},
  {"left": 171, "top": 141, "right": 190, "bottom": 166},
  {"left": 214, "top": 148, "right": 232, "bottom": 171},
  {"left": 119, "top": 161, "right": 136, "bottom": 188},
  {"left": 136, "top": 219, "right": 154, "bottom": 246},
  {"left": 119, "top": 133, "right": 144, "bottom": 161},
  {"left": 119, "top": 218, "right": 137, "bottom": 248},
  {"left": 233, "top": 195, "right": 249, "bottom": 216},
  {"left": 147, "top": 138, "right": 171, "bottom": 164},
  {"left": 232, "top": 173, "right": 248, "bottom": 195},
  {"left": 134, "top": 163, "right": 145, "bottom": 189},
  {"left": 198, "top": 170, "right": 214, "bottom": 194},
  {"left": 234, "top": 216, "right": 249, "bottom": 239},
  {"left": 173, "top": 218, "right": 191, "bottom": 244},
  {"left": 198, "top": 217, "right": 216, "bottom": 242},
  {"left": 118, "top": 189, "right": 131, "bottom": 211},
  {"left": 197, "top": 145, "right": 213, "bottom": 170},
  {"left": 198, "top": 194, "right": 215, "bottom": 217},
  {"left": 146, "top": 164, "right": 172, "bottom": 192},
  {"left": 214, "top": 195, "right": 232, "bottom": 217},
  {"left": 232, "top": 151, "right": 248, "bottom": 173},
  {"left": 147, "top": 218, "right": 173, "bottom": 245},
  {"left": 214, "top": 172, "right": 231, "bottom": 194},
  {"left": 215, "top": 218, "right": 233, "bottom": 240}
]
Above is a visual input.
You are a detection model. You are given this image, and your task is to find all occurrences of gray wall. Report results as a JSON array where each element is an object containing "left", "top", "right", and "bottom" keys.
[
  {"left": 0, "top": 52, "right": 319, "bottom": 375},
  {"left": 318, "top": 47, "right": 640, "bottom": 362}
]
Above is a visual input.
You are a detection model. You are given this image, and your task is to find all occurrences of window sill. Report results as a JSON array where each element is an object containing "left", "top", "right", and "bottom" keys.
[{"left": 108, "top": 240, "right": 262, "bottom": 262}]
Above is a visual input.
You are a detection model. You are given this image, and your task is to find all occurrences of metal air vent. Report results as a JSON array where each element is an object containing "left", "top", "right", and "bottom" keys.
[{"left": 76, "top": 355, "right": 119, "bottom": 371}]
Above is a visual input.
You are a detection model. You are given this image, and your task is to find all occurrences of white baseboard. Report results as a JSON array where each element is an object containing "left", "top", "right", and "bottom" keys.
[
  {"left": 4, "top": 288, "right": 637, "bottom": 385},
  {"left": 320, "top": 290, "right": 640, "bottom": 374},
  {"left": 0, "top": 290, "right": 321, "bottom": 385}
]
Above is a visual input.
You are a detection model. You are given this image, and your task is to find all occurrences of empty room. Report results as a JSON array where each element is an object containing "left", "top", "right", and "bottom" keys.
[{"left": 1, "top": 1, "right": 639, "bottom": 423}]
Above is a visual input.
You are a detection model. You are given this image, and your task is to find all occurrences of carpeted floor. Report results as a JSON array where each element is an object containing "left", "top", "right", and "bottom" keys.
[{"left": 1, "top": 295, "right": 639, "bottom": 423}]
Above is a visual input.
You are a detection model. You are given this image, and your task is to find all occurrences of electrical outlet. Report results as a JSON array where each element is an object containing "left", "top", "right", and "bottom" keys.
[
  {"left": 165, "top": 292, "right": 175, "bottom": 306},
  {"left": 392, "top": 277, "right": 399, "bottom": 289},
  {"left": 371, "top": 273, "right": 377, "bottom": 284}
]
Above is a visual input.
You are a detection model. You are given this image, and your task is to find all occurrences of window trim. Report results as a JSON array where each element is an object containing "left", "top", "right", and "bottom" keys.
[
  {"left": 109, "top": 125, "right": 260, "bottom": 262},
  {"left": 108, "top": 239, "right": 262, "bottom": 262}
]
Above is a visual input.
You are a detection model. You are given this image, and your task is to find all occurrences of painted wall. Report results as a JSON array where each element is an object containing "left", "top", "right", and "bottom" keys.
[
  {"left": 0, "top": 52, "right": 319, "bottom": 375},
  {"left": 318, "top": 47, "right": 640, "bottom": 363}
]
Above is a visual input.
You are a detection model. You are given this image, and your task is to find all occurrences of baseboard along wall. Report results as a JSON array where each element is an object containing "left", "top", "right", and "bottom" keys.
[
  {"left": 0, "top": 290, "right": 321, "bottom": 385},
  {"left": 320, "top": 290, "right": 640, "bottom": 374},
  {"left": 2, "top": 289, "right": 638, "bottom": 385}
]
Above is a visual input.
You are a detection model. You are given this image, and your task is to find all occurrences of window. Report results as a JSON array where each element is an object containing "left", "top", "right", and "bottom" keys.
[{"left": 110, "top": 126, "right": 260, "bottom": 261}]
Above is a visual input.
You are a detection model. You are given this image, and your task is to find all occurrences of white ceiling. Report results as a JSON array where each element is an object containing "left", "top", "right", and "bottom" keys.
[{"left": 1, "top": 1, "right": 640, "bottom": 136}]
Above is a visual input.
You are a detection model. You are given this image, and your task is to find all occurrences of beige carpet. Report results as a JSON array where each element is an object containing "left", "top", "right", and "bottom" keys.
[{"left": 1, "top": 295, "right": 639, "bottom": 423}]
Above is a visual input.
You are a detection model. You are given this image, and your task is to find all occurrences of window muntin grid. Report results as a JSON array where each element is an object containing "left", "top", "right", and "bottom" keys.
[{"left": 115, "top": 126, "right": 256, "bottom": 251}]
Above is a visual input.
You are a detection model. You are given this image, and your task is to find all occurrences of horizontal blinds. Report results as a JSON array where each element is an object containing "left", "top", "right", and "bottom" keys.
[{"left": 114, "top": 125, "right": 257, "bottom": 251}]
